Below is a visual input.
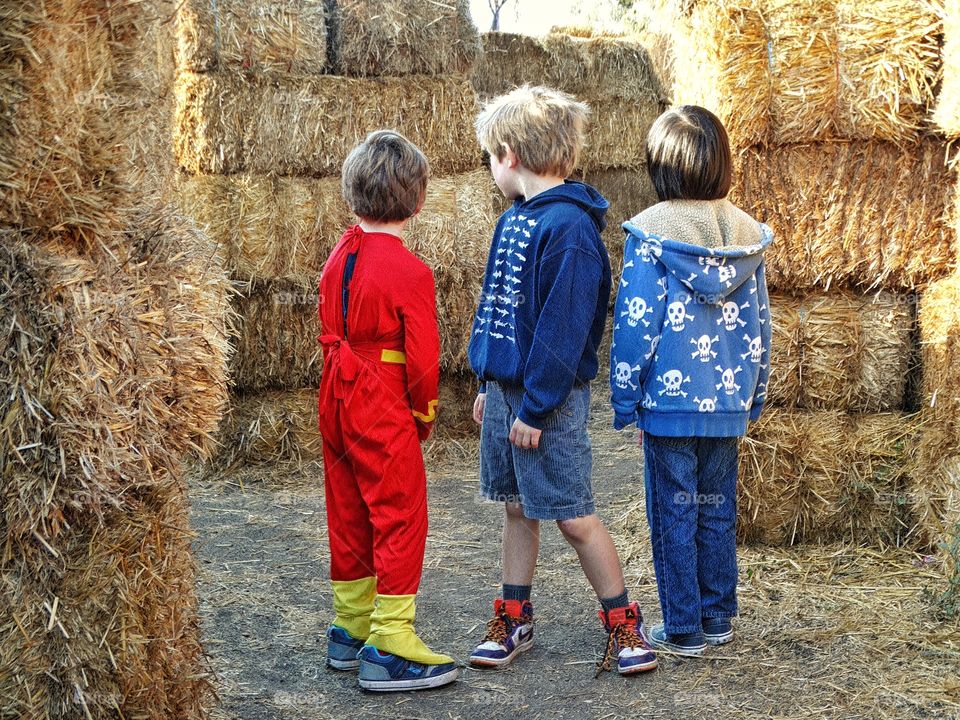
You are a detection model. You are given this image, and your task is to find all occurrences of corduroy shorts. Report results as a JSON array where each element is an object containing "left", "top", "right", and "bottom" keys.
[{"left": 479, "top": 381, "right": 595, "bottom": 521}]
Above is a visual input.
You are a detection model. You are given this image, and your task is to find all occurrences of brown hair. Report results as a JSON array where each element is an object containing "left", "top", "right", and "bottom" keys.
[
  {"left": 645, "top": 105, "right": 732, "bottom": 202},
  {"left": 341, "top": 130, "right": 430, "bottom": 222},
  {"left": 475, "top": 85, "right": 589, "bottom": 178}
]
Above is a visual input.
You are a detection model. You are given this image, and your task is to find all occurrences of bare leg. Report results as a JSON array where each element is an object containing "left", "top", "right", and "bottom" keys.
[
  {"left": 556, "top": 514, "right": 626, "bottom": 600},
  {"left": 501, "top": 502, "right": 539, "bottom": 585}
]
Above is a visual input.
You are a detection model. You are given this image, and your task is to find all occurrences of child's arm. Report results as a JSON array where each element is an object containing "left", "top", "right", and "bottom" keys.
[
  {"left": 518, "top": 243, "right": 603, "bottom": 428},
  {"left": 610, "top": 232, "right": 667, "bottom": 430},
  {"left": 750, "top": 260, "right": 771, "bottom": 421},
  {"left": 402, "top": 265, "right": 441, "bottom": 441}
]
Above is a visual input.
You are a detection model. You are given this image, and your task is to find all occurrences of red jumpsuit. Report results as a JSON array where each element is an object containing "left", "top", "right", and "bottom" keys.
[{"left": 318, "top": 225, "right": 440, "bottom": 597}]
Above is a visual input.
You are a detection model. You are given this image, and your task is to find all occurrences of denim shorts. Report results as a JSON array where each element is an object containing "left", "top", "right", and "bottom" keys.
[{"left": 479, "top": 382, "right": 595, "bottom": 521}]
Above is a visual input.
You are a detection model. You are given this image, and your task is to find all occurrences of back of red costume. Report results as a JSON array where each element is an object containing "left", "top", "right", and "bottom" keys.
[{"left": 318, "top": 224, "right": 440, "bottom": 597}]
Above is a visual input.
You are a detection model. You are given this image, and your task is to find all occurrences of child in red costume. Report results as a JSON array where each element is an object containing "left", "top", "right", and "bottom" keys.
[{"left": 318, "top": 130, "right": 457, "bottom": 691}]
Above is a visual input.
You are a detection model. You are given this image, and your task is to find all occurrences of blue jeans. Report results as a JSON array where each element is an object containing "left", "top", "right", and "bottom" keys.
[{"left": 643, "top": 434, "right": 739, "bottom": 635}]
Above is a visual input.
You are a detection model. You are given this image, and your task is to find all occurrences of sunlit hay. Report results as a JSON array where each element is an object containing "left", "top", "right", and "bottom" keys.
[
  {"left": 174, "top": 72, "right": 480, "bottom": 177},
  {"left": 732, "top": 141, "right": 955, "bottom": 291},
  {"left": 332, "top": 0, "right": 480, "bottom": 76},
  {"left": 176, "top": 0, "right": 327, "bottom": 75}
]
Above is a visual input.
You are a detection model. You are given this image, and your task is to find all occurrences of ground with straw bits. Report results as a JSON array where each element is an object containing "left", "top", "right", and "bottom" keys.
[{"left": 189, "top": 397, "right": 960, "bottom": 720}]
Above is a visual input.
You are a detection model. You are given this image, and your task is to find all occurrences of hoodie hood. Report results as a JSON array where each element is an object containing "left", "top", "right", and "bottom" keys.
[
  {"left": 621, "top": 218, "right": 773, "bottom": 301},
  {"left": 518, "top": 179, "right": 609, "bottom": 234}
]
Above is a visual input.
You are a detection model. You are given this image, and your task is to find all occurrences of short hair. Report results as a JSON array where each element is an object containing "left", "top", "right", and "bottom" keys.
[
  {"left": 341, "top": 130, "right": 430, "bottom": 222},
  {"left": 475, "top": 85, "right": 589, "bottom": 178},
  {"left": 645, "top": 105, "right": 732, "bottom": 202}
]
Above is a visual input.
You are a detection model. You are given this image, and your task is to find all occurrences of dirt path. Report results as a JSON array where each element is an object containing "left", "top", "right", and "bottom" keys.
[{"left": 189, "top": 392, "right": 960, "bottom": 720}]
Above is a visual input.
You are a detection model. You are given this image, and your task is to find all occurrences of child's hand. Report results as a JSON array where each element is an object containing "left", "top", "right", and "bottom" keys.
[
  {"left": 509, "top": 418, "right": 542, "bottom": 450},
  {"left": 473, "top": 393, "right": 486, "bottom": 425}
]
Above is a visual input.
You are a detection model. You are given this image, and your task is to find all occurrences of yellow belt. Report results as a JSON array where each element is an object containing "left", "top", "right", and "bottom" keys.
[{"left": 380, "top": 349, "right": 406, "bottom": 364}]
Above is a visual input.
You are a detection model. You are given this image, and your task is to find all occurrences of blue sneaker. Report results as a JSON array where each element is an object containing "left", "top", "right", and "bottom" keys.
[
  {"left": 357, "top": 646, "right": 459, "bottom": 691},
  {"left": 597, "top": 602, "right": 658, "bottom": 675},
  {"left": 469, "top": 599, "right": 534, "bottom": 668},
  {"left": 703, "top": 618, "right": 734, "bottom": 646},
  {"left": 648, "top": 623, "right": 706, "bottom": 657},
  {"left": 326, "top": 625, "right": 365, "bottom": 671}
]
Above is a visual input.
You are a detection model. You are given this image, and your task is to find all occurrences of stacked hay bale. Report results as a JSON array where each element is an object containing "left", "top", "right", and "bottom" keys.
[
  {"left": 1, "top": 2, "right": 228, "bottom": 717},
  {"left": 649, "top": 0, "right": 953, "bottom": 546},
  {"left": 472, "top": 31, "right": 666, "bottom": 271},
  {"left": 173, "top": 1, "right": 489, "bottom": 469}
]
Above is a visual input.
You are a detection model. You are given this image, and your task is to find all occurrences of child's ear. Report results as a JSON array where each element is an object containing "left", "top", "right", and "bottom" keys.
[
  {"left": 501, "top": 143, "right": 519, "bottom": 168},
  {"left": 412, "top": 196, "right": 426, "bottom": 216}
]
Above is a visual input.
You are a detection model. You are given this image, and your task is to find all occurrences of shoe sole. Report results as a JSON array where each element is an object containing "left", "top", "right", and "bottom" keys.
[
  {"left": 358, "top": 667, "right": 459, "bottom": 692},
  {"left": 704, "top": 632, "right": 734, "bottom": 646},
  {"left": 327, "top": 657, "right": 360, "bottom": 671},
  {"left": 619, "top": 658, "right": 659, "bottom": 675},
  {"left": 468, "top": 637, "right": 534, "bottom": 668},
  {"left": 648, "top": 638, "right": 706, "bottom": 657}
]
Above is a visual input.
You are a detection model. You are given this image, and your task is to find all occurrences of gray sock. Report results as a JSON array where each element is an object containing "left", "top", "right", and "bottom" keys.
[
  {"left": 502, "top": 584, "right": 531, "bottom": 603},
  {"left": 600, "top": 590, "right": 630, "bottom": 613}
]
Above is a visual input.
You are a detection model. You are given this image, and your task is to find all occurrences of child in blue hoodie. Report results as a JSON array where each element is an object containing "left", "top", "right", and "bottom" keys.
[
  {"left": 467, "top": 85, "right": 658, "bottom": 676},
  {"left": 610, "top": 105, "right": 772, "bottom": 656}
]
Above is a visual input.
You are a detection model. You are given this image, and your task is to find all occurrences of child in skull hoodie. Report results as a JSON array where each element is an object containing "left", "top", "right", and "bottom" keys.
[
  {"left": 609, "top": 202, "right": 772, "bottom": 434},
  {"left": 609, "top": 105, "right": 772, "bottom": 656}
]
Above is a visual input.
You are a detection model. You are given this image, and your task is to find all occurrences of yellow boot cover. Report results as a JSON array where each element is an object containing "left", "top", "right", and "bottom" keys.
[
  {"left": 331, "top": 576, "right": 376, "bottom": 641},
  {"left": 367, "top": 594, "right": 454, "bottom": 664}
]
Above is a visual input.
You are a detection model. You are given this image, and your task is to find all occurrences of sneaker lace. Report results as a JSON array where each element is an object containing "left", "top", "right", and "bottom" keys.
[
  {"left": 595, "top": 623, "right": 643, "bottom": 677},
  {"left": 481, "top": 613, "right": 511, "bottom": 645}
]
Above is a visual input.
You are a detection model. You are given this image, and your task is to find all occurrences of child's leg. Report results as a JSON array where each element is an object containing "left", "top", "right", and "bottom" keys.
[
  {"left": 502, "top": 501, "right": 539, "bottom": 587},
  {"left": 556, "top": 515, "right": 626, "bottom": 600},
  {"left": 643, "top": 434, "right": 703, "bottom": 636},
  {"left": 695, "top": 437, "right": 739, "bottom": 621},
  {"left": 322, "top": 435, "right": 376, "bottom": 640}
]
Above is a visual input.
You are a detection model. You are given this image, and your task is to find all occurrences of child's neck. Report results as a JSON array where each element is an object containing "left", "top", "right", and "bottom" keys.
[
  {"left": 359, "top": 218, "right": 408, "bottom": 238},
  {"left": 518, "top": 171, "right": 565, "bottom": 201}
]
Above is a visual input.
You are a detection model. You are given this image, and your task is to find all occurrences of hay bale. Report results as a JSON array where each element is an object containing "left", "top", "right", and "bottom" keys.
[
  {"left": 732, "top": 141, "right": 956, "bottom": 291},
  {"left": 176, "top": 173, "right": 347, "bottom": 286},
  {"left": 764, "top": 291, "right": 911, "bottom": 411},
  {"left": 668, "top": 0, "right": 772, "bottom": 149},
  {"left": 856, "top": 291, "right": 914, "bottom": 413},
  {"left": 799, "top": 294, "right": 863, "bottom": 410},
  {"left": 913, "top": 275, "right": 960, "bottom": 547},
  {"left": 176, "top": 0, "right": 327, "bottom": 75},
  {"left": 472, "top": 32, "right": 665, "bottom": 171},
  {"left": 178, "top": 170, "right": 496, "bottom": 372},
  {"left": 0, "top": 219, "right": 226, "bottom": 718},
  {"left": 0, "top": 211, "right": 231, "bottom": 538},
  {"left": 332, "top": 0, "right": 480, "bottom": 76},
  {"left": 2, "top": 483, "right": 213, "bottom": 719},
  {"left": 934, "top": 0, "right": 960, "bottom": 137},
  {"left": 209, "top": 373, "right": 475, "bottom": 472},
  {"left": 209, "top": 389, "right": 322, "bottom": 472},
  {"left": 766, "top": 295, "right": 804, "bottom": 407},
  {"left": 841, "top": 413, "right": 919, "bottom": 547},
  {"left": 577, "top": 167, "right": 660, "bottom": 272},
  {"left": 1, "top": 0, "right": 177, "bottom": 233},
  {"left": 473, "top": 31, "right": 667, "bottom": 104},
  {"left": 738, "top": 410, "right": 805, "bottom": 545},
  {"left": 231, "top": 282, "right": 322, "bottom": 393},
  {"left": 173, "top": 71, "right": 480, "bottom": 177},
  {"left": 739, "top": 409, "right": 915, "bottom": 546},
  {"left": 664, "top": 0, "right": 943, "bottom": 146}
]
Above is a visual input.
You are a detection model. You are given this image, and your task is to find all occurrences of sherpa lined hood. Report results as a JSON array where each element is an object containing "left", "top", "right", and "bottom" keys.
[{"left": 622, "top": 199, "right": 771, "bottom": 302}]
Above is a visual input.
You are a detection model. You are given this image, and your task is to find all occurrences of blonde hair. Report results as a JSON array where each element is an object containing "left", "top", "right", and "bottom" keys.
[
  {"left": 341, "top": 130, "right": 430, "bottom": 222},
  {"left": 475, "top": 85, "right": 589, "bottom": 178}
]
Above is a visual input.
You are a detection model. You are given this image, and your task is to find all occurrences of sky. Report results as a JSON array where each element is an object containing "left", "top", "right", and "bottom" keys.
[{"left": 468, "top": 0, "right": 610, "bottom": 36}]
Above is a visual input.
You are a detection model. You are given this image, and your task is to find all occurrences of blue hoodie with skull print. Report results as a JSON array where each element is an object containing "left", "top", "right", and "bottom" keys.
[{"left": 609, "top": 201, "right": 773, "bottom": 437}]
